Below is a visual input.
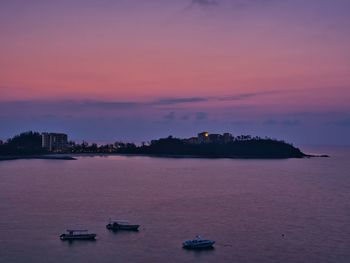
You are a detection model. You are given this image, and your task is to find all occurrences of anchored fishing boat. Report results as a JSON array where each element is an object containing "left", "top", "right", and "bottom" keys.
[
  {"left": 106, "top": 219, "right": 140, "bottom": 231},
  {"left": 60, "top": 229, "right": 96, "bottom": 240},
  {"left": 182, "top": 236, "right": 215, "bottom": 249}
]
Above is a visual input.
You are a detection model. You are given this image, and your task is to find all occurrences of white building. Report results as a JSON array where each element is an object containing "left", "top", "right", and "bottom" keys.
[{"left": 42, "top": 133, "right": 68, "bottom": 152}]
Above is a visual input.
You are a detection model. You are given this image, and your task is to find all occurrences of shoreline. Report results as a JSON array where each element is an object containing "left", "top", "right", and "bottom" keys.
[
  {"left": 89, "top": 153, "right": 306, "bottom": 159},
  {"left": 0, "top": 155, "right": 76, "bottom": 161},
  {"left": 0, "top": 152, "right": 329, "bottom": 161},
  {"left": 74, "top": 153, "right": 329, "bottom": 159}
]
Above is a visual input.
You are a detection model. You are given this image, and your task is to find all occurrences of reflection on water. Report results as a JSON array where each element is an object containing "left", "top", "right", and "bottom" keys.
[{"left": 0, "top": 147, "right": 349, "bottom": 263}]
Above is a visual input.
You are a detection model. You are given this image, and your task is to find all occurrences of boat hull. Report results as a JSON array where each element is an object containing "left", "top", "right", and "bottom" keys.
[
  {"left": 183, "top": 240, "right": 215, "bottom": 249},
  {"left": 106, "top": 224, "right": 139, "bottom": 231},
  {"left": 60, "top": 234, "right": 96, "bottom": 240}
]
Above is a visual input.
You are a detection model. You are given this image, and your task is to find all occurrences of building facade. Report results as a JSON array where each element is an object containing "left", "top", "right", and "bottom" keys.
[{"left": 42, "top": 133, "right": 68, "bottom": 152}]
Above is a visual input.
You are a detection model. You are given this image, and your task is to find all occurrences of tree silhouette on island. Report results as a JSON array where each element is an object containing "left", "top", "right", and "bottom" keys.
[{"left": 118, "top": 135, "right": 306, "bottom": 159}]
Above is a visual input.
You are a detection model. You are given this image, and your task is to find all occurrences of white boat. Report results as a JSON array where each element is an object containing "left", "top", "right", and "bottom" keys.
[
  {"left": 106, "top": 219, "right": 139, "bottom": 231},
  {"left": 183, "top": 236, "right": 215, "bottom": 249},
  {"left": 60, "top": 229, "right": 96, "bottom": 240}
]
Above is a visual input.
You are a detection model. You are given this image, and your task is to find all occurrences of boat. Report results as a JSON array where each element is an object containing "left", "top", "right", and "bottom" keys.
[
  {"left": 60, "top": 229, "right": 96, "bottom": 240},
  {"left": 182, "top": 236, "right": 215, "bottom": 249},
  {"left": 106, "top": 219, "right": 140, "bottom": 231}
]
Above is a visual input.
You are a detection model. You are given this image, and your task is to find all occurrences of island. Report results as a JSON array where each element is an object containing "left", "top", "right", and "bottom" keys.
[
  {"left": 117, "top": 134, "right": 306, "bottom": 159},
  {"left": 0, "top": 131, "right": 324, "bottom": 160}
]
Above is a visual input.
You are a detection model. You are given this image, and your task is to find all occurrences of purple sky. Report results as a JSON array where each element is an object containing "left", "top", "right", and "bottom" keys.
[{"left": 0, "top": 0, "right": 350, "bottom": 145}]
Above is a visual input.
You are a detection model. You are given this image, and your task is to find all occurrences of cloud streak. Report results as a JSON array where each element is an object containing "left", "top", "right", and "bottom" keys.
[
  {"left": 163, "top": 111, "right": 176, "bottom": 121},
  {"left": 191, "top": 0, "right": 219, "bottom": 6},
  {"left": 186, "top": 0, "right": 277, "bottom": 9},
  {"left": 195, "top": 112, "right": 208, "bottom": 120},
  {"left": 333, "top": 118, "right": 350, "bottom": 127},
  {"left": 218, "top": 90, "right": 283, "bottom": 101},
  {"left": 153, "top": 97, "right": 208, "bottom": 105},
  {"left": 262, "top": 119, "right": 302, "bottom": 126},
  {"left": 0, "top": 90, "right": 287, "bottom": 117}
]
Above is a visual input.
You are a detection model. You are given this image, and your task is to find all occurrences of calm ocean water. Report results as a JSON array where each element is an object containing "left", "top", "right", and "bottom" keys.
[{"left": 0, "top": 146, "right": 349, "bottom": 263}]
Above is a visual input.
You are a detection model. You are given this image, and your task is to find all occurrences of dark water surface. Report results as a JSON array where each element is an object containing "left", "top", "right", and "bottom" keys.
[{"left": 0, "top": 147, "right": 349, "bottom": 262}]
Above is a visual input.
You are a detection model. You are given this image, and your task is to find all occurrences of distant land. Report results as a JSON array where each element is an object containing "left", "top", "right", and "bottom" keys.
[{"left": 0, "top": 131, "right": 328, "bottom": 161}]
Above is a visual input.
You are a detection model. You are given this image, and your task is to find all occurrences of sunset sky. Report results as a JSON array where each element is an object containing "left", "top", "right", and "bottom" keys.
[{"left": 1, "top": 0, "right": 350, "bottom": 144}]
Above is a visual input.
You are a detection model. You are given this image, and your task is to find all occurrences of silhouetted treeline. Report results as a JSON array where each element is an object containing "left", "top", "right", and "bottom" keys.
[
  {"left": 0, "top": 131, "right": 46, "bottom": 155},
  {"left": 69, "top": 141, "right": 136, "bottom": 153},
  {"left": 118, "top": 136, "right": 305, "bottom": 158}
]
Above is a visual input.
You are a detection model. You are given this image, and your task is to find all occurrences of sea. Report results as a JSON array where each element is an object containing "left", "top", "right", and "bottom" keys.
[{"left": 0, "top": 146, "right": 349, "bottom": 263}]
